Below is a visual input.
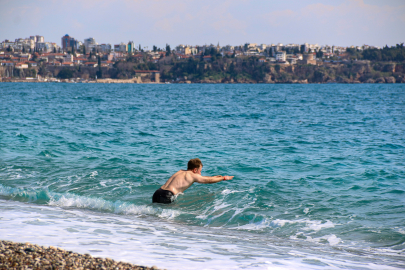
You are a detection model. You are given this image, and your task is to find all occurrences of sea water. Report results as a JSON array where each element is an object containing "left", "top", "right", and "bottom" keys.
[{"left": 0, "top": 83, "right": 404, "bottom": 269}]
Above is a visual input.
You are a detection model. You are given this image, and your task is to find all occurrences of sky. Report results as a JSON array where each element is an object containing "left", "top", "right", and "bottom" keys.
[{"left": 1, "top": 0, "right": 404, "bottom": 50}]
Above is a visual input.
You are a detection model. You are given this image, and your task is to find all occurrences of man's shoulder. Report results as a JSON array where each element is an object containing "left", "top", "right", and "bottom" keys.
[{"left": 172, "top": 170, "right": 187, "bottom": 177}]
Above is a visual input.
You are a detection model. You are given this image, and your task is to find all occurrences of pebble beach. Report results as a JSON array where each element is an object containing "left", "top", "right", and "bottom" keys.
[{"left": 0, "top": 240, "right": 160, "bottom": 270}]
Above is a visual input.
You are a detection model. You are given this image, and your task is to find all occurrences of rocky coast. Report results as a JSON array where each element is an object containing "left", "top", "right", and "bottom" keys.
[{"left": 0, "top": 240, "right": 161, "bottom": 270}]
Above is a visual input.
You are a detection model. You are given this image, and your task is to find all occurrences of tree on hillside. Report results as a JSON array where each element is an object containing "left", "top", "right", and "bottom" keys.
[
  {"left": 316, "top": 50, "right": 323, "bottom": 59},
  {"left": 166, "top": 44, "right": 171, "bottom": 56},
  {"left": 300, "top": 45, "right": 305, "bottom": 54},
  {"left": 96, "top": 56, "right": 102, "bottom": 79},
  {"left": 57, "top": 68, "right": 74, "bottom": 79}
]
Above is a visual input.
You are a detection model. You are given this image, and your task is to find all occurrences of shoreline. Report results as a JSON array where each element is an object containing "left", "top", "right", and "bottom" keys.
[
  {"left": 0, "top": 80, "right": 403, "bottom": 84},
  {"left": 0, "top": 240, "right": 162, "bottom": 270}
]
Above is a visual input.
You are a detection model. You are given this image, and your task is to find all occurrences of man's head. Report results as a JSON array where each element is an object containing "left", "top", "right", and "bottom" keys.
[{"left": 187, "top": 158, "right": 203, "bottom": 173}]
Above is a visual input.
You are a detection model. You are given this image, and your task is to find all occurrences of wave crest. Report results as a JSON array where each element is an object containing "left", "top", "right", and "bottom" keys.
[{"left": 0, "top": 184, "right": 180, "bottom": 219}]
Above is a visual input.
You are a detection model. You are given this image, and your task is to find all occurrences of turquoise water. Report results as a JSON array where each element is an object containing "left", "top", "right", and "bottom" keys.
[{"left": 0, "top": 83, "right": 404, "bottom": 269}]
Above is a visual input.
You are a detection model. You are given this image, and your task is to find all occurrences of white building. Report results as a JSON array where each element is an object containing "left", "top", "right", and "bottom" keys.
[
  {"left": 303, "top": 43, "right": 321, "bottom": 53},
  {"left": 258, "top": 44, "right": 267, "bottom": 51},
  {"left": 96, "top": 44, "right": 112, "bottom": 53},
  {"left": 63, "top": 54, "right": 73, "bottom": 63},
  {"left": 84, "top": 37, "right": 97, "bottom": 51},
  {"left": 36, "top": 42, "right": 54, "bottom": 52},
  {"left": 114, "top": 43, "right": 127, "bottom": 53},
  {"left": 276, "top": 51, "right": 286, "bottom": 62},
  {"left": 36, "top": 36, "right": 44, "bottom": 43}
]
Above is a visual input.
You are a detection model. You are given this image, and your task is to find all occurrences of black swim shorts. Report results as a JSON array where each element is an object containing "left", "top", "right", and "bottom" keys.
[{"left": 152, "top": 188, "right": 175, "bottom": 204}]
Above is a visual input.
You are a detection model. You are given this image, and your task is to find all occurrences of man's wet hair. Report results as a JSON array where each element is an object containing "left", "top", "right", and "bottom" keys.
[{"left": 187, "top": 158, "right": 203, "bottom": 170}]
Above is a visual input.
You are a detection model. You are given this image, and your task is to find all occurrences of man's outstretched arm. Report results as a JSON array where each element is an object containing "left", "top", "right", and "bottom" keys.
[{"left": 194, "top": 175, "right": 234, "bottom": 184}]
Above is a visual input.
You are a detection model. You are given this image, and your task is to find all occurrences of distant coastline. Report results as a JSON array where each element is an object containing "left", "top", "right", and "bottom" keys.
[
  {"left": 0, "top": 78, "right": 403, "bottom": 84},
  {"left": 1, "top": 41, "right": 404, "bottom": 84}
]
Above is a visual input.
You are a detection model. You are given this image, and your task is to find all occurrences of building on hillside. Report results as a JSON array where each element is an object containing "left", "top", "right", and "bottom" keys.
[
  {"left": 302, "top": 43, "right": 320, "bottom": 53},
  {"left": 84, "top": 37, "right": 97, "bottom": 52},
  {"left": 286, "top": 55, "right": 298, "bottom": 65},
  {"left": 244, "top": 43, "right": 257, "bottom": 50},
  {"left": 35, "top": 36, "right": 44, "bottom": 43},
  {"left": 175, "top": 44, "right": 186, "bottom": 53},
  {"left": 128, "top": 41, "right": 135, "bottom": 53},
  {"left": 114, "top": 43, "right": 128, "bottom": 53},
  {"left": 276, "top": 51, "right": 286, "bottom": 62},
  {"left": 84, "top": 62, "right": 98, "bottom": 67},
  {"left": 36, "top": 42, "right": 59, "bottom": 53},
  {"left": 258, "top": 44, "right": 267, "bottom": 52},
  {"left": 95, "top": 44, "right": 112, "bottom": 53},
  {"left": 73, "top": 57, "right": 88, "bottom": 65},
  {"left": 0, "top": 38, "right": 35, "bottom": 52},
  {"left": 222, "top": 45, "right": 235, "bottom": 52},
  {"left": 15, "top": 62, "right": 29, "bottom": 69},
  {"left": 61, "top": 35, "right": 79, "bottom": 50},
  {"left": 184, "top": 46, "right": 191, "bottom": 55},
  {"left": 298, "top": 53, "right": 317, "bottom": 65},
  {"left": 3, "top": 61, "right": 15, "bottom": 67},
  {"left": 63, "top": 54, "right": 73, "bottom": 63},
  {"left": 44, "top": 53, "right": 64, "bottom": 62},
  {"left": 101, "top": 61, "right": 114, "bottom": 67},
  {"left": 203, "top": 55, "right": 212, "bottom": 62},
  {"left": 26, "top": 61, "right": 37, "bottom": 67},
  {"left": 134, "top": 70, "right": 160, "bottom": 83}
]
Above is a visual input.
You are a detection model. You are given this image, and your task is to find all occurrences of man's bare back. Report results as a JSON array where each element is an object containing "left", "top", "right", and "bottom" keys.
[{"left": 152, "top": 158, "right": 234, "bottom": 204}]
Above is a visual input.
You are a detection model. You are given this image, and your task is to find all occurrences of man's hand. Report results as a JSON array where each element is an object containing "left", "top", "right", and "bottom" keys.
[{"left": 223, "top": 176, "right": 234, "bottom": 181}]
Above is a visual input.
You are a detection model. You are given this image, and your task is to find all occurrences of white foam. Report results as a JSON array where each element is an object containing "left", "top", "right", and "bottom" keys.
[
  {"left": 304, "top": 220, "right": 335, "bottom": 231},
  {"left": 234, "top": 218, "right": 297, "bottom": 231},
  {"left": 221, "top": 188, "right": 244, "bottom": 195},
  {"left": 158, "top": 209, "right": 180, "bottom": 219},
  {"left": 47, "top": 193, "right": 180, "bottom": 219},
  {"left": 394, "top": 227, "right": 405, "bottom": 235},
  {"left": 291, "top": 233, "right": 341, "bottom": 247},
  {"left": 90, "top": 171, "right": 98, "bottom": 178},
  {"left": 325, "top": 234, "right": 341, "bottom": 246},
  {"left": 271, "top": 219, "right": 292, "bottom": 228},
  {"left": 1, "top": 200, "right": 403, "bottom": 270}
]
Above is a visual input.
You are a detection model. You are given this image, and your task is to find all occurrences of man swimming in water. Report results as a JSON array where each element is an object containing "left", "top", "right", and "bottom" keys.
[{"left": 152, "top": 158, "right": 234, "bottom": 204}]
